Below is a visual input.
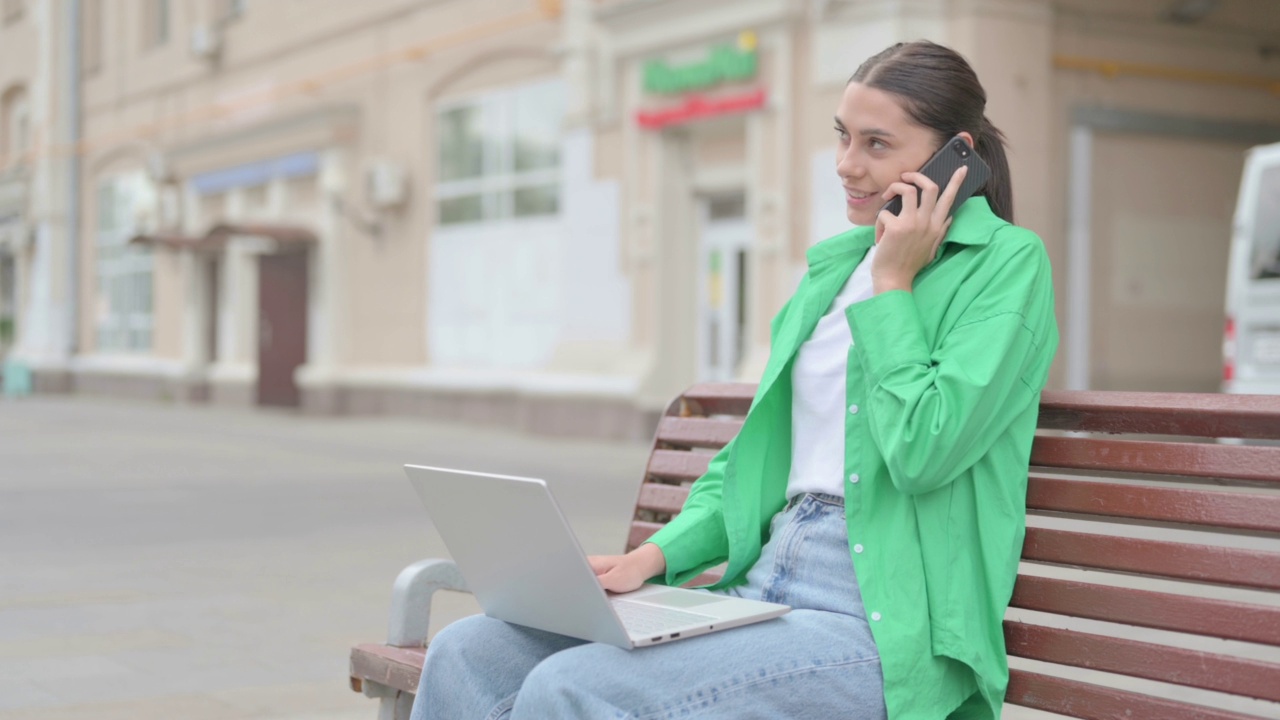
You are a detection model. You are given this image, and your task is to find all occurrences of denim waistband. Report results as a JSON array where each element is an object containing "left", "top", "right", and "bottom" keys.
[{"left": 785, "top": 492, "right": 844, "bottom": 510}]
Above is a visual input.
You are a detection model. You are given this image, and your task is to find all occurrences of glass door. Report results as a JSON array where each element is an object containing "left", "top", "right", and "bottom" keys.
[{"left": 698, "top": 193, "right": 751, "bottom": 382}]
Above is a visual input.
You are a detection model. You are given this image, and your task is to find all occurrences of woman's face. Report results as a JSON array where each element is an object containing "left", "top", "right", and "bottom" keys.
[{"left": 834, "top": 82, "right": 942, "bottom": 227}]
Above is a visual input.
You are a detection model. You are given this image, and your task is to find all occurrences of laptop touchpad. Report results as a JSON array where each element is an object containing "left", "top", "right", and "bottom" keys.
[{"left": 643, "top": 590, "right": 724, "bottom": 608}]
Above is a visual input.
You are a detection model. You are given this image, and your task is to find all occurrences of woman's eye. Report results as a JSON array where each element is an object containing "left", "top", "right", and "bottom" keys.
[
  {"left": 834, "top": 127, "right": 849, "bottom": 142},
  {"left": 868, "top": 138, "right": 887, "bottom": 150}
]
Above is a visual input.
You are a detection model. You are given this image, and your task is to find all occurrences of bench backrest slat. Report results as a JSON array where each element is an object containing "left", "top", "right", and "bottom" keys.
[
  {"left": 1038, "top": 390, "right": 1280, "bottom": 439},
  {"left": 1024, "top": 527, "right": 1280, "bottom": 590},
  {"left": 645, "top": 450, "right": 712, "bottom": 484},
  {"left": 674, "top": 383, "right": 755, "bottom": 417},
  {"left": 1027, "top": 475, "right": 1280, "bottom": 532},
  {"left": 1010, "top": 575, "right": 1280, "bottom": 646},
  {"left": 654, "top": 417, "right": 742, "bottom": 449},
  {"left": 1007, "top": 670, "right": 1266, "bottom": 720},
  {"left": 629, "top": 383, "right": 1280, "bottom": 718},
  {"left": 1005, "top": 621, "right": 1280, "bottom": 703},
  {"left": 628, "top": 521, "right": 662, "bottom": 550},
  {"left": 635, "top": 483, "right": 691, "bottom": 515},
  {"left": 1030, "top": 436, "right": 1280, "bottom": 483}
]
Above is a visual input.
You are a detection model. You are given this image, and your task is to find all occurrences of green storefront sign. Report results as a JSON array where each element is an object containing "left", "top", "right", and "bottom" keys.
[{"left": 643, "top": 32, "right": 758, "bottom": 95}]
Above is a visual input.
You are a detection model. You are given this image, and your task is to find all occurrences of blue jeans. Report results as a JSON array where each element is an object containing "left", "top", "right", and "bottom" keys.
[{"left": 410, "top": 493, "right": 886, "bottom": 720}]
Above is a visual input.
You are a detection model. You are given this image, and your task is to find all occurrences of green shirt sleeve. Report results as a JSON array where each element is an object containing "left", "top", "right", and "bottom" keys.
[
  {"left": 646, "top": 286, "right": 805, "bottom": 586},
  {"left": 645, "top": 439, "right": 733, "bottom": 586},
  {"left": 847, "top": 237, "right": 1053, "bottom": 496}
]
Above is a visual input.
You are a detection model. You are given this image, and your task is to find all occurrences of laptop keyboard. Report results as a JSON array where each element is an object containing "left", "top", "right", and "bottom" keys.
[{"left": 613, "top": 600, "right": 717, "bottom": 636}]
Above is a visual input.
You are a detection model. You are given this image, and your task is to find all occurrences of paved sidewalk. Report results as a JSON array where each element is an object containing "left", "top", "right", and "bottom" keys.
[
  {"left": 9, "top": 396, "right": 1276, "bottom": 720},
  {"left": 0, "top": 396, "right": 650, "bottom": 720}
]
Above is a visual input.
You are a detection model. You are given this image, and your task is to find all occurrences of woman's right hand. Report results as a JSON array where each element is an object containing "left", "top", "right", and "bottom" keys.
[
  {"left": 588, "top": 543, "right": 667, "bottom": 593},
  {"left": 872, "top": 165, "right": 967, "bottom": 293}
]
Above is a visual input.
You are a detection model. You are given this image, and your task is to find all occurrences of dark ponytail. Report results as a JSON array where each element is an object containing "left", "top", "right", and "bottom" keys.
[
  {"left": 973, "top": 116, "right": 1013, "bottom": 223},
  {"left": 850, "top": 41, "right": 1015, "bottom": 223}
]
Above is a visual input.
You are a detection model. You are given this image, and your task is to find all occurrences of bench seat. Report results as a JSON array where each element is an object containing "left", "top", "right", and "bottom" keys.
[
  {"left": 349, "top": 644, "right": 425, "bottom": 696},
  {"left": 351, "top": 385, "right": 1280, "bottom": 719}
]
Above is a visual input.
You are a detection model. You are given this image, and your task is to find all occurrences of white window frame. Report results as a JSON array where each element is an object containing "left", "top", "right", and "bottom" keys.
[
  {"left": 223, "top": 0, "right": 246, "bottom": 21},
  {"left": 0, "top": 251, "right": 15, "bottom": 353},
  {"left": 433, "top": 79, "right": 564, "bottom": 228},
  {"left": 10, "top": 100, "right": 28, "bottom": 158},
  {"left": 95, "top": 172, "right": 155, "bottom": 353},
  {"left": 143, "top": 0, "right": 170, "bottom": 48},
  {"left": 81, "top": 0, "right": 103, "bottom": 74},
  {"left": 2, "top": 89, "right": 29, "bottom": 167}
]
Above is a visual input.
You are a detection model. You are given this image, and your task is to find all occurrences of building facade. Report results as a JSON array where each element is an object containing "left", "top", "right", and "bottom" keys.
[{"left": 3, "top": 0, "right": 1279, "bottom": 438}]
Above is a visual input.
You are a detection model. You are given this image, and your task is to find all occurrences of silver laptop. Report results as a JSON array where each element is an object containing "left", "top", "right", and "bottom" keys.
[{"left": 404, "top": 464, "right": 790, "bottom": 649}]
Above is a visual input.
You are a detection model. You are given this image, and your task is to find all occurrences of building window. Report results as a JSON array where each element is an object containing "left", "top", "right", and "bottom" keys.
[
  {"left": 0, "top": 86, "right": 28, "bottom": 168},
  {"left": 95, "top": 172, "right": 155, "bottom": 352},
  {"left": 81, "top": 0, "right": 103, "bottom": 73},
  {"left": 435, "top": 80, "right": 564, "bottom": 226},
  {"left": 1250, "top": 165, "right": 1280, "bottom": 281},
  {"left": 221, "top": 0, "right": 246, "bottom": 21},
  {"left": 0, "top": 252, "right": 14, "bottom": 355},
  {"left": 143, "top": 0, "right": 170, "bottom": 48}
]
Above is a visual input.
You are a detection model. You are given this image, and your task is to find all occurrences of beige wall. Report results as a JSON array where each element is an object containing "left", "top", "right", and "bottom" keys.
[
  {"left": 26, "top": 0, "right": 1280, "bottom": 425},
  {"left": 0, "top": 58, "right": 36, "bottom": 169},
  {"left": 354, "top": 25, "right": 560, "bottom": 367},
  {"left": 959, "top": 4, "right": 1055, "bottom": 241},
  {"left": 151, "top": 246, "right": 183, "bottom": 359},
  {"left": 0, "top": 6, "right": 37, "bottom": 106},
  {"left": 600, "top": 3, "right": 800, "bottom": 403},
  {"left": 78, "top": 0, "right": 563, "bottom": 375},
  {"left": 1088, "top": 133, "right": 1249, "bottom": 392},
  {"left": 1048, "top": 12, "right": 1280, "bottom": 389},
  {"left": 790, "top": 0, "right": 1280, "bottom": 396}
]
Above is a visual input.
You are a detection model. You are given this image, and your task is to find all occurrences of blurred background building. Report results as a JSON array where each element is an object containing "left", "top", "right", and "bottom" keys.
[{"left": 0, "top": 0, "right": 1277, "bottom": 438}]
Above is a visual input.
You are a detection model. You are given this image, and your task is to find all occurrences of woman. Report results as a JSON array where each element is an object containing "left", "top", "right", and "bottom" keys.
[{"left": 412, "top": 40, "right": 1058, "bottom": 720}]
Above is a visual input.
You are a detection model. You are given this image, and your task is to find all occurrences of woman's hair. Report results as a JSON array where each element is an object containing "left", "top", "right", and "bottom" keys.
[{"left": 850, "top": 41, "right": 1014, "bottom": 223}]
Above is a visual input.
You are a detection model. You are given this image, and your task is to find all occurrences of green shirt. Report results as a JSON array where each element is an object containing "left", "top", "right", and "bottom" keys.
[{"left": 647, "top": 197, "right": 1059, "bottom": 720}]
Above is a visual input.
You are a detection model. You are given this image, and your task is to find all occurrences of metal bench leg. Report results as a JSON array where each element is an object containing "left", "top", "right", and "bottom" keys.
[{"left": 362, "top": 680, "right": 414, "bottom": 720}]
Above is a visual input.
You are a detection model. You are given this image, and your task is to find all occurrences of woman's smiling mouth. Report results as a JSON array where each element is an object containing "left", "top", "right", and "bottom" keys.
[{"left": 846, "top": 188, "right": 879, "bottom": 206}]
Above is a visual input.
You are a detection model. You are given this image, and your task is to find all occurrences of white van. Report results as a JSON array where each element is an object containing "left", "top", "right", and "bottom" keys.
[{"left": 1223, "top": 141, "right": 1280, "bottom": 395}]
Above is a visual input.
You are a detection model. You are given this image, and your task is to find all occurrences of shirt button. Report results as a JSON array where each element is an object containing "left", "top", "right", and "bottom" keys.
[
  {"left": 871, "top": 612, "right": 882, "bottom": 622},
  {"left": 849, "top": 473, "right": 860, "bottom": 484},
  {"left": 853, "top": 543, "right": 864, "bottom": 554},
  {"left": 848, "top": 404, "right": 859, "bottom": 415}
]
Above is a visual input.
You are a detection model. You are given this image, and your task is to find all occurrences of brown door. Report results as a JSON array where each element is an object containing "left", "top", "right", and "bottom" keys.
[
  {"left": 205, "top": 257, "right": 220, "bottom": 364},
  {"left": 257, "top": 251, "right": 308, "bottom": 407}
]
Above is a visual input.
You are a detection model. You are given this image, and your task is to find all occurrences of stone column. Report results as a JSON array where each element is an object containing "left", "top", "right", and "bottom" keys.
[
  {"left": 948, "top": 0, "right": 1054, "bottom": 241},
  {"left": 297, "top": 147, "right": 348, "bottom": 414}
]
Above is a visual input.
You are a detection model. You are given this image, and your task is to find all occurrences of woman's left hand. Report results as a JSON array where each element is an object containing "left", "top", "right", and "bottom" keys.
[
  {"left": 588, "top": 543, "right": 667, "bottom": 594},
  {"left": 872, "top": 165, "right": 967, "bottom": 294}
]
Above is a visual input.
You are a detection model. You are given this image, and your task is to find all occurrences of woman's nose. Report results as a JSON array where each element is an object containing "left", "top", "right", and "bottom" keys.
[{"left": 837, "top": 150, "right": 863, "bottom": 179}]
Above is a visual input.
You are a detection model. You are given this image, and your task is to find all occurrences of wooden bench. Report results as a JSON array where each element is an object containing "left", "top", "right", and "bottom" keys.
[{"left": 350, "top": 383, "right": 1280, "bottom": 719}]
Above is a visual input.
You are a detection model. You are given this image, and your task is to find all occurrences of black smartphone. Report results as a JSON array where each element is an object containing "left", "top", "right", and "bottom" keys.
[{"left": 881, "top": 135, "right": 991, "bottom": 217}]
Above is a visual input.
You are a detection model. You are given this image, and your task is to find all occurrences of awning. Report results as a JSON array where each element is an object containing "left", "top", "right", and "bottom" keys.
[
  {"left": 128, "top": 232, "right": 206, "bottom": 250},
  {"left": 128, "top": 223, "right": 317, "bottom": 252},
  {"left": 203, "top": 222, "right": 316, "bottom": 246}
]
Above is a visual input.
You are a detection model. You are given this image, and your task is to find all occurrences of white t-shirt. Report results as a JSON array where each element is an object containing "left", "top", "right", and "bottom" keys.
[{"left": 785, "top": 245, "right": 877, "bottom": 500}]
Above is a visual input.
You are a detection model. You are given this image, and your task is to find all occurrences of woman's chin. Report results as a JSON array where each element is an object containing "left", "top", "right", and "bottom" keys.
[{"left": 847, "top": 207, "right": 876, "bottom": 227}]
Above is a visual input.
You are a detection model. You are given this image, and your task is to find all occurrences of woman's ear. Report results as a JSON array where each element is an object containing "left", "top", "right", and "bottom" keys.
[{"left": 956, "top": 130, "right": 976, "bottom": 149}]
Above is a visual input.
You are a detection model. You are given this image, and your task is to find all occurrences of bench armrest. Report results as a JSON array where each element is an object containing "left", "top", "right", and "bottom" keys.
[{"left": 386, "top": 558, "right": 469, "bottom": 648}]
